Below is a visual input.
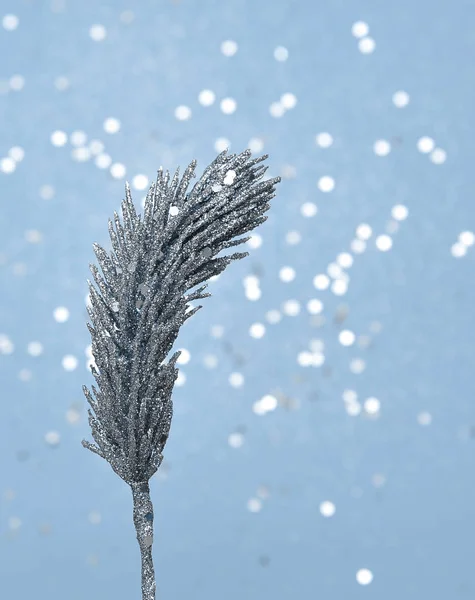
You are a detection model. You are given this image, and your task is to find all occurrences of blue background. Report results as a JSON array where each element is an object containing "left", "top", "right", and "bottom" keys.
[{"left": 1, "top": 1, "right": 475, "bottom": 598}]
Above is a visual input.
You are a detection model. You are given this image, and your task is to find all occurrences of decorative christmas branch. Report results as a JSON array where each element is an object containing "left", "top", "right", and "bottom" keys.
[{"left": 81, "top": 149, "right": 280, "bottom": 599}]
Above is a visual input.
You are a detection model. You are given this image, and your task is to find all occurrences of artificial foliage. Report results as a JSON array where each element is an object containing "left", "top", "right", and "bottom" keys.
[{"left": 81, "top": 149, "right": 280, "bottom": 599}]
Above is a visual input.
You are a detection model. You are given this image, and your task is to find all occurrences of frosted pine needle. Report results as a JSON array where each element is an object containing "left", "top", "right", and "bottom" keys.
[{"left": 81, "top": 149, "right": 280, "bottom": 600}]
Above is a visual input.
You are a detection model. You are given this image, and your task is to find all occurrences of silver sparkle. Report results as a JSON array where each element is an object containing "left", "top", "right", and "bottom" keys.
[{"left": 81, "top": 149, "right": 280, "bottom": 600}]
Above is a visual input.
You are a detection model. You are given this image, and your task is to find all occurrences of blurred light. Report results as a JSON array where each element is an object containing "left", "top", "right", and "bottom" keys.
[
  {"left": 249, "top": 323, "right": 266, "bottom": 338},
  {"left": 51, "top": 130, "right": 68, "bottom": 147},
  {"left": 220, "top": 98, "right": 237, "bottom": 114},
  {"left": 316, "top": 132, "right": 333, "bottom": 148},
  {"left": 373, "top": 139, "right": 391, "bottom": 156},
  {"left": 198, "top": 89, "right": 216, "bottom": 106},
  {"left": 53, "top": 306, "right": 69, "bottom": 322},
  {"left": 375, "top": 234, "right": 393, "bottom": 251},
  {"left": 313, "top": 274, "right": 330, "bottom": 290},
  {"left": 319, "top": 501, "right": 336, "bottom": 517},
  {"left": 89, "top": 24, "right": 106, "bottom": 41},
  {"left": 351, "top": 21, "right": 369, "bottom": 38},
  {"left": 103, "top": 117, "right": 121, "bottom": 134},
  {"left": 307, "top": 299, "right": 323, "bottom": 314},
  {"left": 175, "top": 105, "right": 192, "bottom": 120},
  {"left": 279, "top": 266, "right": 296, "bottom": 282},
  {"left": 318, "top": 176, "right": 335, "bottom": 192},
  {"left": 2, "top": 14, "right": 19, "bottom": 30},
  {"left": 301, "top": 202, "right": 318, "bottom": 217},
  {"left": 356, "top": 569, "right": 373, "bottom": 585},
  {"left": 339, "top": 330, "right": 355, "bottom": 346},
  {"left": 274, "top": 46, "right": 288, "bottom": 61},
  {"left": 358, "top": 37, "right": 375, "bottom": 53},
  {"left": 281, "top": 93, "right": 297, "bottom": 109},
  {"left": 392, "top": 90, "right": 410, "bottom": 107},
  {"left": 221, "top": 40, "right": 238, "bottom": 56},
  {"left": 417, "top": 136, "right": 435, "bottom": 153},
  {"left": 430, "top": 148, "right": 447, "bottom": 164}
]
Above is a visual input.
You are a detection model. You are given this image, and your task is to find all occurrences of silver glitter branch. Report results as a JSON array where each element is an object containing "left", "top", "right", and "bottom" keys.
[{"left": 81, "top": 149, "right": 280, "bottom": 599}]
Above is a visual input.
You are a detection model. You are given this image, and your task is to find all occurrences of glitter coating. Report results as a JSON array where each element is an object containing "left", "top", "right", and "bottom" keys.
[{"left": 81, "top": 151, "right": 280, "bottom": 598}]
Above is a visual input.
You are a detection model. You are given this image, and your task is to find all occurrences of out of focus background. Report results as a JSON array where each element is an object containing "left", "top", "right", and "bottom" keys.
[{"left": 1, "top": 1, "right": 475, "bottom": 598}]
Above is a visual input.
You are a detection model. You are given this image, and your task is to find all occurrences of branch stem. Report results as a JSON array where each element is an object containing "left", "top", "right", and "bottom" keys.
[{"left": 131, "top": 481, "right": 156, "bottom": 600}]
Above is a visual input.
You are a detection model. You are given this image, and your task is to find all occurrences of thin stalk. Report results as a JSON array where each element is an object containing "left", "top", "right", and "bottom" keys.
[{"left": 131, "top": 481, "right": 156, "bottom": 600}]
